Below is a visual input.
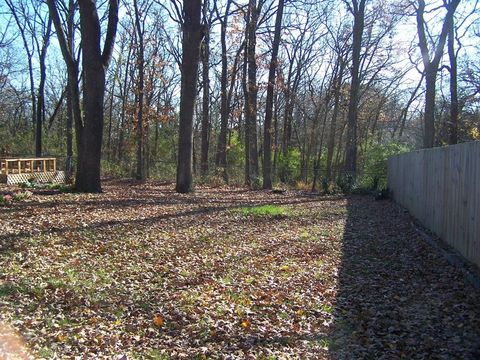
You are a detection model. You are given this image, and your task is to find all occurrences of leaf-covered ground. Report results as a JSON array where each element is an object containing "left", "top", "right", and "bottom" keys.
[{"left": 1, "top": 180, "right": 479, "bottom": 359}]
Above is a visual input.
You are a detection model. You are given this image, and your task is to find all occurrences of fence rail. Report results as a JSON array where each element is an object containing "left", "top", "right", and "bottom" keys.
[
  {"left": 388, "top": 141, "right": 480, "bottom": 268},
  {"left": 0, "top": 157, "right": 57, "bottom": 175}
]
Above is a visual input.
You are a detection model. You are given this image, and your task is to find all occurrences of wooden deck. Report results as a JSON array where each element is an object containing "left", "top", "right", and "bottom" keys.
[{"left": 0, "top": 157, "right": 65, "bottom": 184}]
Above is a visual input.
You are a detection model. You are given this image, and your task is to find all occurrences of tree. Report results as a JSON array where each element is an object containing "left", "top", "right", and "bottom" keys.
[
  {"left": 215, "top": 0, "right": 233, "bottom": 182},
  {"left": 64, "top": 0, "right": 77, "bottom": 177},
  {"left": 176, "top": 0, "right": 204, "bottom": 193},
  {"left": 48, "top": 0, "right": 119, "bottom": 192},
  {"left": 244, "top": 0, "right": 263, "bottom": 186},
  {"left": 416, "top": 0, "right": 460, "bottom": 148},
  {"left": 447, "top": 12, "right": 458, "bottom": 145},
  {"left": 344, "top": 0, "right": 367, "bottom": 177},
  {"left": 263, "top": 0, "right": 284, "bottom": 189},
  {"left": 326, "top": 55, "right": 347, "bottom": 182},
  {"left": 200, "top": 0, "right": 212, "bottom": 177},
  {"left": 133, "top": 0, "right": 147, "bottom": 180}
]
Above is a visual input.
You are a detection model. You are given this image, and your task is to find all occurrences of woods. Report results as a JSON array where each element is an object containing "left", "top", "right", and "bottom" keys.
[{"left": 0, "top": 0, "right": 478, "bottom": 192}]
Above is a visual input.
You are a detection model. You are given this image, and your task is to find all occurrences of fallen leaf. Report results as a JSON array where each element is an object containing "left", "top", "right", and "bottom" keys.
[{"left": 153, "top": 315, "right": 164, "bottom": 327}]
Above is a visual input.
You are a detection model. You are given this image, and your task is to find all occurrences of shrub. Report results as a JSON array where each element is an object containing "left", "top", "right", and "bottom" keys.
[
  {"left": 0, "top": 194, "right": 12, "bottom": 204},
  {"left": 360, "top": 140, "right": 411, "bottom": 190},
  {"left": 20, "top": 181, "right": 37, "bottom": 189},
  {"left": 13, "top": 191, "right": 32, "bottom": 201},
  {"left": 250, "top": 176, "right": 263, "bottom": 190},
  {"left": 278, "top": 149, "right": 301, "bottom": 184}
]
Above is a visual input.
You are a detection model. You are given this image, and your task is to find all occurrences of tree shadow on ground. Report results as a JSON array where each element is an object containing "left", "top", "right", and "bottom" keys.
[{"left": 330, "top": 196, "right": 480, "bottom": 359}]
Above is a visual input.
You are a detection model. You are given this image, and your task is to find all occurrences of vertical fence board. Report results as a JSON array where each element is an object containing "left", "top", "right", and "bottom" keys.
[{"left": 388, "top": 141, "right": 480, "bottom": 268}]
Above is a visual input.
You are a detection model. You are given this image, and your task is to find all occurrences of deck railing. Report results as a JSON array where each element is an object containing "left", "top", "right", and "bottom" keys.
[{"left": 0, "top": 158, "right": 57, "bottom": 175}]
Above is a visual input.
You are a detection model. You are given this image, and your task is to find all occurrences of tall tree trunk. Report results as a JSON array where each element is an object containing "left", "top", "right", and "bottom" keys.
[
  {"left": 243, "top": 31, "right": 251, "bottom": 185},
  {"left": 106, "top": 76, "right": 115, "bottom": 160},
  {"left": 200, "top": 3, "right": 210, "bottom": 176},
  {"left": 66, "top": 81, "right": 74, "bottom": 173},
  {"left": 344, "top": 0, "right": 366, "bottom": 177},
  {"left": 53, "top": 0, "right": 77, "bottom": 177},
  {"left": 326, "top": 59, "right": 345, "bottom": 181},
  {"left": 282, "top": 56, "right": 295, "bottom": 155},
  {"left": 334, "top": 117, "right": 347, "bottom": 180},
  {"left": 117, "top": 43, "right": 133, "bottom": 162},
  {"left": 263, "top": 0, "right": 284, "bottom": 189},
  {"left": 176, "top": 0, "right": 203, "bottom": 193},
  {"left": 35, "top": 18, "right": 52, "bottom": 157},
  {"left": 245, "top": 0, "right": 260, "bottom": 184},
  {"left": 215, "top": 0, "right": 232, "bottom": 181},
  {"left": 311, "top": 122, "right": 328, "bottom": 192},
  {"left": 272, "top": 92, "right": 279, "bottom": 181},
  {"left": 423, "top": 67, "right": 437, "bottom": 147},
  {"left": 65, "top": 0, "right": 74, "bottom": 176},
  {"left": 447, "top": 17, "right": 458, "bottom": 145},
  {"left": 134, "top": 0, "right": 145, "bottom": 180}
]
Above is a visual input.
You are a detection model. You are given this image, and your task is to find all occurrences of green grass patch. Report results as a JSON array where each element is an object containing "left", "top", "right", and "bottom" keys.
[
  {"left": 236, "top": 204, "right": 289, "bottom": 217},
  {"left": 0, "top": 282, "right": 19, "bottom": 297}
]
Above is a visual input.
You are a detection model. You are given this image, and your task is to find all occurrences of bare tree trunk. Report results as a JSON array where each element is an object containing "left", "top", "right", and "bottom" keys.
[
  {"left": 117, "top": 43, "right": 133, "bottom": 162},
  {"left": 423, "top": 67, "right": 437, "bottom": 147},
  {"left": 106, "top": 77, "right": 115, "bottom": 161},
  {"left": 334, "top": 118, "right": 347, "bottom": 180},
  {"left": 134, "top": 0, "right": 145, "bottom": 180},
  {"left": 200, "top": 3, "right": 210, "bottom": 176},
  {"left": 176, "top": 0, "right": 203, "bottom": 193},
  {"left": 326, "top": 59, "right": 345, "bottom": 181},
  {"left": 66, "top": 2, "right": 80, "bottom": 179},
  {"left": 263, "top": 0, "right": 284, "bottom": 189},
  {"left": 215, "top": 0, "right": 233, "bottom": 181},
  {"left": 272, "top": 93, "right": 279, "bottom": 181},
  {"left": 311, "top": 123, "right": 328, "bottom": 192},
  {"left": 35, "top": 18, "right": 52, "bottom": 157},
  {"left": 447, "top": 17, "right": 458, "bottom": 145},
  {"left": 344, "top": 0, "right": 366, "bottom": 177},
  {"left": 245, "top": 0, "right": 260, "bottom": 184},
  {"left": 48, "top": 0, "right": 78, "bottom": 176},
  {"left": 243, "top": 28, "right": 251, "bottom": 185}
]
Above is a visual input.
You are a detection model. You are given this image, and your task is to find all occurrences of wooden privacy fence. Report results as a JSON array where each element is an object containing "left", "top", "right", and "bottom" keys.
[{"left": 388, "top": 141, "right": 480, "bottom": 268}]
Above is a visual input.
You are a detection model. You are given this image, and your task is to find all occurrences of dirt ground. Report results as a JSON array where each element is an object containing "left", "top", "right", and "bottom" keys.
[{"left": 1, "top": 180, "right": 479, "bottom": 359}]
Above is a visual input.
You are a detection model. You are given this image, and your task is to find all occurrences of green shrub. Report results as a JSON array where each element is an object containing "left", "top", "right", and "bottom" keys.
[
  {"left": 20, "top": 181, "right": 37, "bottom": 189},
  {"left": 226, "top": 131, "right": 245, "bottom": 185},
  {"left": 250, "top": 175, "right": 263, "bottom": 190},
  {"left": 360, "top": 140, "right": 411, "bottom": 190},
  {"left": 278, "top": 148, "right": 301, "bottom": 184},
  {"left": 13, "top": 191, "right": 32, "bottom": 201}
]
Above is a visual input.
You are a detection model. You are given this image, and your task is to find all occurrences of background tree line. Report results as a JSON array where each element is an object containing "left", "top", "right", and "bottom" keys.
[{"left": 0, "top": 0, "right": 479, "bottom": 192}]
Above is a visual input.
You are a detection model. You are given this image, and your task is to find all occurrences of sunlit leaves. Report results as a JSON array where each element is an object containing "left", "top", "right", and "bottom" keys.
[{"left": 0, "top": 180, "right": 479, "bottom": 358}]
